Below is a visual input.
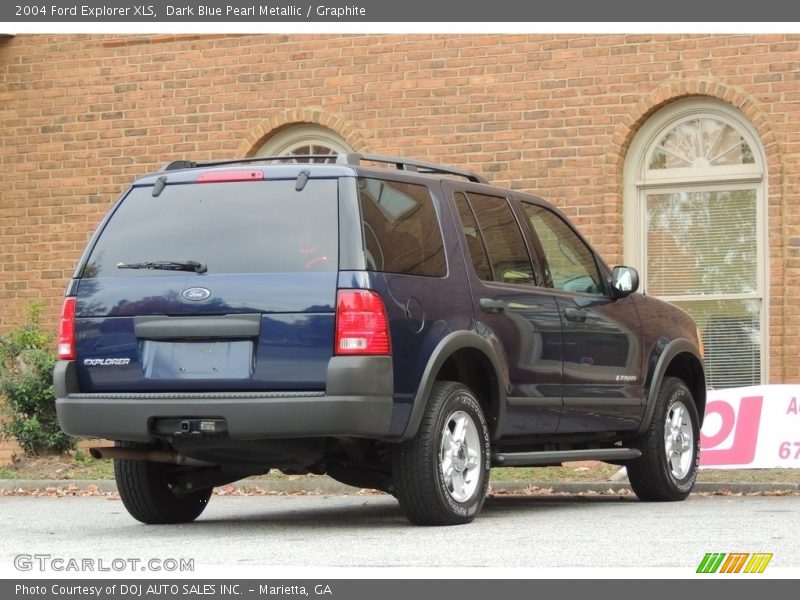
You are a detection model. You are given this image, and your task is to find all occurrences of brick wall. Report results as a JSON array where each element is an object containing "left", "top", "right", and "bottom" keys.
[{"left": 0, "top": 33, "right": 798, "bottom": 392}]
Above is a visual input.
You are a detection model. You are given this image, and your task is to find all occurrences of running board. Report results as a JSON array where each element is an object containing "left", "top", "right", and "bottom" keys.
[{"left": 491, "top": 448, "right": 641, "bottom": 467}]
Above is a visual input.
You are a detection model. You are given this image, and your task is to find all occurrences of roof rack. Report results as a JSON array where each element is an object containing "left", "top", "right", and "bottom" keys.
[
  {"left": 160, "top": 153, "right": 488, "bottom": 184},
  {"left": 336, "top": 153, "right": 487, "bottom": 184},
  {"left": 161, "top": 155, "right": 334, "bottom": 171}
]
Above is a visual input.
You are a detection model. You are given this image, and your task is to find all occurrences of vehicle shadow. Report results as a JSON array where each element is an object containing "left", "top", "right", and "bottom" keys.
[
  {"left": 183, "top": 492, "right": 640, "bottom": 530},
  {"left": 483, "top": 492, "right": 639, "bottom": 514}
]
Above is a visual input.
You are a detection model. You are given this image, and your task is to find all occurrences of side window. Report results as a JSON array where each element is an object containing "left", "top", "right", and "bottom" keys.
[
  {"left": 465, "top": 192, "right": 536, "bottom": 285},
  {"left": 358, "top": 178, "right": 446, "bottom": 277},
  {"left": 522, "top": 203, "right": 603, "bottom": 294},
  {"left": 453, "top": 193, "right": 493, "bottom": 281}
]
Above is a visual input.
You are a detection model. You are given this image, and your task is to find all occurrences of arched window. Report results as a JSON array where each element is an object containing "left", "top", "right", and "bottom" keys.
[
  {"left": 624, "top": 99, "right": 767, "bottom": 389},
  {"left": 255, "top": 124, "right": 352, "bottom": 163}
]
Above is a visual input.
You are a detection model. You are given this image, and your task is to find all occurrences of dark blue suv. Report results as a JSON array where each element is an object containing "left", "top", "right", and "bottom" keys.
[{"left": 55, "top": 154, "right": 706, "bottom": 526}]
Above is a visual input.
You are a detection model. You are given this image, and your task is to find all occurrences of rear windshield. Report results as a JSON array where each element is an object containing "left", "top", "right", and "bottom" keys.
[{"left": 82, "top": 179, "right": 339, "bottom": 277}]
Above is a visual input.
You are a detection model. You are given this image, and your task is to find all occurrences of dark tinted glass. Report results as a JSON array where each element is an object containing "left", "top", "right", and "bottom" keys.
[
  {"left": 83, "top": 179, "right": 339, "bottom": 277},
  {"left": 358, "top": 178, "right": 446, "bottom": 277},
  {"left": 522, "top": 203, "right": 602, "bottom": 294},
  {"left": 454, "top": 193, "right": 492, "bottom": 281},
  {"left": 467, "top": 193, "right": 535, "bottom": 285}
]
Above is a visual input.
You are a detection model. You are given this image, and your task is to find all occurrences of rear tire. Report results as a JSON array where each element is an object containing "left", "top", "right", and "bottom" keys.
[
  {"left": 628, "top": 377, "right": 700, "bottom": 501},
  {"left": 393, "top": 381, "right": 490, "bottom": 525},
  {"left": 114, "top": 443, "right": 211, "bottom": 524}
]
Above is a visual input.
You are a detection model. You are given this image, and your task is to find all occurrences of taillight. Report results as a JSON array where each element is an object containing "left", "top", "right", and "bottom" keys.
[
  {"left": 335, "top": 290, "right": 390, "bottom": 356},
  {"left": 196, "top": 170, "right": 263, "bottom": 183},
  {"left": 57, "top": 297, "right": 76, "bottom": 360}
]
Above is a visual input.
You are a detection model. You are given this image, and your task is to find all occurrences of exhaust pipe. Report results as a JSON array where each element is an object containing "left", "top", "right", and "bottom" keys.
[{"left": 89, "top": 447, "right": 214, "bottom": 467}]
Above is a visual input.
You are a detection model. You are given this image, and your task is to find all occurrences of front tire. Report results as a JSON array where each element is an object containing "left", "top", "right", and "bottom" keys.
[
  {"left": 114, "top": 444, "right": 211, "bottom": 524},
  {"left": 628, "top": 377, "right": 700, "bottom": 501},
  {"left": 393, "top": 381, "right": 490, "bottom": 525}
]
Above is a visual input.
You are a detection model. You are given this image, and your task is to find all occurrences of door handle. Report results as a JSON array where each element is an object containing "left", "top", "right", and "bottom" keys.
[
  {"left": 506, "top": 301, "right": 538, "bottom": 310},
  {"left": 563, "top": 307, "right": 587, "bottom": 323},
  {"left": 479, "top": 298, "right": 505, "bottom": 314}
]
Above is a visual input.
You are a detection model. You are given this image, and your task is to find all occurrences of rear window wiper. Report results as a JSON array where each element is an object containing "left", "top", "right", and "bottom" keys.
[{"left": 116, "top": 260, "right": 207, "bottom": 273}]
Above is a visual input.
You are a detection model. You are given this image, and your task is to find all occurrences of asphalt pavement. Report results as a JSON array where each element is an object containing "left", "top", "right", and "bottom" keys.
[
  {"left": 0, "top": 477, "right": 796, "bottom": 495},
  {"left": 1, "top": 493, "right": 798, "bottom": 569}
]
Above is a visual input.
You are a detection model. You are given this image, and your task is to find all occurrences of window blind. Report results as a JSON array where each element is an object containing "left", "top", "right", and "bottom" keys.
[{"left": 646, "top": 189, "right": 761, "bottom": 389}]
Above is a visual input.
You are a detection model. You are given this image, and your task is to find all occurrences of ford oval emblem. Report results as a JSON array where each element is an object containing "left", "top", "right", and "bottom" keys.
[{"left": 182, "top": 287, "right": 211, "bottom": 301}]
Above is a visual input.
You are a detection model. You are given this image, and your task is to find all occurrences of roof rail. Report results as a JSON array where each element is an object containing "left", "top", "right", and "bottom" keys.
[
  {"left": 161, "top": 153, "right": 488, "bottom": 184},
  {"left": 160, "top": 155, "right": 337, "bottom": 171},
  {"left": 336, "top": 153, "right": 487, "bottom": 184},
  {"left": 161, "top": 160, "right": 198, "bottom": 171}
]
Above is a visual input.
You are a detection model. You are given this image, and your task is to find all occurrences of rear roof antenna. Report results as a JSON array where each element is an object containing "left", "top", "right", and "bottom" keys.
[
  {"left": 295, "top": 170, "right": 310, "bottom": 192},
  {"left": 152, "top": 176, "right": 167, "bottom": 197}
]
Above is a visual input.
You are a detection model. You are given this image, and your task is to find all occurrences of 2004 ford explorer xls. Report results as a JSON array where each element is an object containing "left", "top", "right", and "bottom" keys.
[{"left": 55, "top": 153, "right": 706, "bottom": 526}]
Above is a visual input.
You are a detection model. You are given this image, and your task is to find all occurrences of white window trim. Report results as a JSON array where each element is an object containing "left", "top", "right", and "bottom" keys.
[
  {"left": 623, "top": 98, "right": 769, "bottom": 384},
  {"left": 256, "top": 124, "right": 352, "bottom": 157}
]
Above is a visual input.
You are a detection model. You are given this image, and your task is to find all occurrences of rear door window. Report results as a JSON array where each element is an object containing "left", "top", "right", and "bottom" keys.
[
  {"left": 83, "top": 179, "right": 339, "bottom": 277},
  {"left": 358, "top": 178, "right": 446, "bottom": 277},
  {"left": 463, "top": 192, "right": 537, "bottom": 285},
  {"left": 453, "top": 192, "right": 493, "bottom": 281}
]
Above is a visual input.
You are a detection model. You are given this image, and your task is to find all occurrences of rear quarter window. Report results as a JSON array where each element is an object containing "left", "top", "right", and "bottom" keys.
[{"left": 357, "top": 178, "right": 446, "bottom": 277}]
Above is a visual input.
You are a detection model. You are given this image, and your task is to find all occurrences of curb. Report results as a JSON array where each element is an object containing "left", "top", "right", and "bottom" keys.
[
  {"left": 0, "top": 479, "right": 120, "bottom": 493},
  {"left": 486, "top": 481, "right": 800, "bottom": 495},
  {"left": 0, "top": 479, "right": 797, "bottom": 495}
]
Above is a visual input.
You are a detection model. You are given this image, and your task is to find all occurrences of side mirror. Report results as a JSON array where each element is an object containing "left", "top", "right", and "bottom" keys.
[{"left": 610, "top": 266, "right": 639, "bottom": 299}]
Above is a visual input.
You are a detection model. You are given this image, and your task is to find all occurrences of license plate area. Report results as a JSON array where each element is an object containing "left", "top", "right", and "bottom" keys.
[{"left": 141, "top": 340, "right": 254, "bottom": 380}]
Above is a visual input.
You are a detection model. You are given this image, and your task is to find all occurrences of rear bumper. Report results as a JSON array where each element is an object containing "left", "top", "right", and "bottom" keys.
[{"left": 54, "top": 357, "right": 395, "bottom": 442}]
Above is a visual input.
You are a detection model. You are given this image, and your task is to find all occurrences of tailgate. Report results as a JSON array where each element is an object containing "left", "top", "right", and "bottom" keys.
[{"left": 73, "top": 177, "right": 339, "bottom": 392}]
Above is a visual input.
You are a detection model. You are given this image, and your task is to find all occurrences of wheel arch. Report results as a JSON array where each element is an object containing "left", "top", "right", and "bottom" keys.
[
  {"left": 638, "top": 339, "right": 707, "bottom": 435},
  {"left": 400, "top": 331, "right": 508, "bottom": 442}
]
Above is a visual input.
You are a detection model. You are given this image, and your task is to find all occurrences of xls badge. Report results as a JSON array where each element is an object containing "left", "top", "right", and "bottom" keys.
[{"left": 182, "top": 287, "right": 211, "bottom": 301}]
